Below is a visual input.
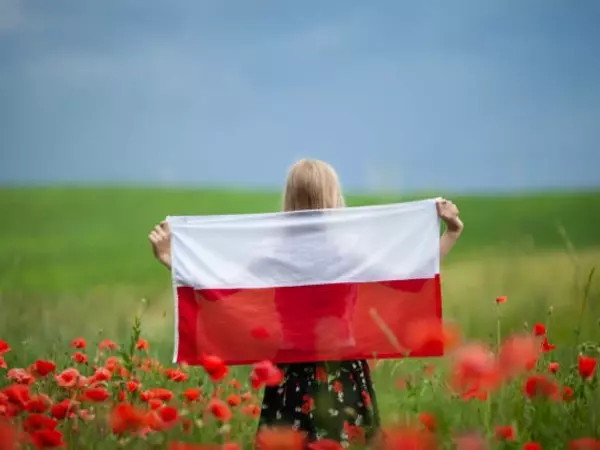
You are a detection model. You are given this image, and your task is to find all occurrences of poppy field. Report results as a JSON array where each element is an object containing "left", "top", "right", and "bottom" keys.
[{"left": 1, "top": 188, "right": 600, "bottom": 449}]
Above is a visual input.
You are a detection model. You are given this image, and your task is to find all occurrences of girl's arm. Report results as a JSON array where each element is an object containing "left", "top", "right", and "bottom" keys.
[
  {"left": 436, "top": 198, "right": 463, "bottom": 262},
  {"left": 149, "top": 221, "right": 172, "bottom": 271}
]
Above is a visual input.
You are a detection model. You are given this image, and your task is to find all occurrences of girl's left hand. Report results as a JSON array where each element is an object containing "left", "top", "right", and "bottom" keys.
[{"left": 436, "top": 198, "right": 463, "bottom": 232}]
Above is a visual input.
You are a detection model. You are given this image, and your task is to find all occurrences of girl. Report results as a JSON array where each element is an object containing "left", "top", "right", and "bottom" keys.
[{"left": 149, "top": 159, "right": 464, "bottom": 446}]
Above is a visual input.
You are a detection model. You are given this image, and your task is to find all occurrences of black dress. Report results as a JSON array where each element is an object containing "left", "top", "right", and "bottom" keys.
[{"left": 257, "top": 359, "right": 380, "bottom": 446}]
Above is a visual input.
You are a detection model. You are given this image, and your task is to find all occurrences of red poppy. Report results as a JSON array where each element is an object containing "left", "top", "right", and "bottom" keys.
[
  {"left": 23, "top": 414, "right": 59, "bottom": 432},
  {"left": 207, "top": 398, "right": 232, "bottom": 422},
  {"left": 110, "top": 403, "right": 148, "bottom": 435},
  {"left": 55, "top": 368, "right": 80, "bottom": 388},
  {"left": 165, "top": 368, "right": 189, "bottom": 382},
  {"left": 182, "top": 388, "right": 201, "bottom": 402},
  {"left": 496, "top": 296, "right": 507, "bottom": 304},
  {"left": 498, "top": 334, "right": 540, "bottom": 378},
  {"left": 200, "top": 354, "right": 229, "bottom": 382},
  {"left": 562, "top": 386, "right": 574, "bottom": 402},
  {"left": 7, "top": 368, "right": 35, "bottom": 385},
  {"left": 82, "top": 387, "right": 110, "bottom": 402},
  {"left": 343, "top": 421, "right": 366, "bottom": 445},
  {"left": 533, "top": 324, "right": 546, "bottom": 336},
  {"left": 98, "top": 339, "right": 119, "bottom": 351},
  {"left": 242, "top": 404, "right": 261, "bottom": 419},
  {"left": 2, "top": 384, "right": 31, "bottom": 408},
  {"left": 494, "top": 425, "right": 516, "bottom": 441},
  {"left": 255, "top": 427, "right": 306, "bottom": 450},
  {"left": 33, "top": 360, "right": 56, "bottom": 377},
  {"left": 523, "top": 375, "right": 560, "bottom": 401},
  {"left": 70, "top": 338, "right": 86, "bottom": 349},
  {"left": 524, "top": 443, "right": 542, "bottom": 450},
  {"left": 548, "top": 362, "right": 560, "bottom": 374},
  {"left": 0, "top": 356, "right": 6, "bottom": 370},
  {"left": 0, "top": 340, "right": 11, "bottom": 355},
  {"left": 250, "top": 361, "right": 283, "bottom": 389},
  {"left": 30, "top": 428, "right": 67, "bottom": 449},
  {"left": 540, "top": 336, "right": 556, "bottom": 353},
  {"left": 569, "top": 438, "right": 600, "bottom": 450},
  {"left": 136, "top": 339, "right": 149, "bottom": 351},
  {"left": 381, "top": 426, "right": 437, "bottom": 450},
  {"left": 72, "top": 352, "right": 88, "bottom": 364},
  {"left": 578, "top": 355, "right": 597, "bottom": 379},
  {"left": 50, "top": 399, "right": 78, "bottom": 420},
  {"left": 24, "top": 395, "right": 53, "bottom": 414},
  {"left": 419, "top": 412, "right": 437, "bottom": 431},
  {"left": 227, "top": 394, "right": 241, "bottom": 407}
]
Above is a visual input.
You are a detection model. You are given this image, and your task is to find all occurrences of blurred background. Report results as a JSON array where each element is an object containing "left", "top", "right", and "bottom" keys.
[{"left": 0, "top": 0, "right": 599, "bottom": 364}]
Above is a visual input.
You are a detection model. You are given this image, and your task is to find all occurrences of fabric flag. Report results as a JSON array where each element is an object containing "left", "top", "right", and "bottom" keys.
[{"left": 168, "top": 199, "right": 443, "bottom": 366}]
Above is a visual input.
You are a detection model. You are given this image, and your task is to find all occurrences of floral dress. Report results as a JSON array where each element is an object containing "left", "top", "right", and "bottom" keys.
[{"left": 257, "top": 359, "right": 380, "bottom": 446}]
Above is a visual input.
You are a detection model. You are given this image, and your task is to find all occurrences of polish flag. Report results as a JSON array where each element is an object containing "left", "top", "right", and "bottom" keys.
[{"left": 168, "top": 199, "right": 443, "bottom": 366}]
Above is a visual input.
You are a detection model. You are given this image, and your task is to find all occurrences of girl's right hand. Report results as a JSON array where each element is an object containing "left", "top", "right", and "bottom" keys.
[{"left": 149, "top": 221, "right": 172, "bottom": 269}]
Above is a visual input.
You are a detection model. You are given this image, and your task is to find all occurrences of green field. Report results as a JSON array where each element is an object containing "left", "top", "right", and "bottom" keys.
[{"left": 1, "top": 187, "right": 599, "bottom": 448}]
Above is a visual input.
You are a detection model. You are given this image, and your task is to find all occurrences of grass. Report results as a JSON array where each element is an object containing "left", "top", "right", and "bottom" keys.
[{"left": 0, "top": 187, "right": 599, "bottom": 448}]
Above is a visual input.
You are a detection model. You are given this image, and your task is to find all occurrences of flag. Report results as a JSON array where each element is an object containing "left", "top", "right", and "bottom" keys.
[{"left": 168, "top": 199, "right": 442, "bottom": 366}]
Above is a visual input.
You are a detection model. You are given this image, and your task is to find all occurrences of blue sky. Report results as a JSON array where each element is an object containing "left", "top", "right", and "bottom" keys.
[{"left": 1, "top": 0, "right": 599, "bottom": 193}]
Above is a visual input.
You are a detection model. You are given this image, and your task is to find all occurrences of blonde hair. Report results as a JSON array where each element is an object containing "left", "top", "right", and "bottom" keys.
[{"left": 282, "top": 159, "right": 345, "bottom": 212}]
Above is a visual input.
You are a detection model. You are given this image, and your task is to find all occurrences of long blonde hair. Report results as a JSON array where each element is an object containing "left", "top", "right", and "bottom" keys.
[{"left": 282, "top": 159, "right": 346, "bottom": 212}]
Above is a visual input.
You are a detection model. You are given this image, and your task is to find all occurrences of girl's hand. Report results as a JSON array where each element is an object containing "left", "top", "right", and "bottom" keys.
[
  {"left": 436, "top": 198, "right": 463, "bottom": 233},
  {"left": 149, "top": 221, "right": 172, "bottom": 270}
]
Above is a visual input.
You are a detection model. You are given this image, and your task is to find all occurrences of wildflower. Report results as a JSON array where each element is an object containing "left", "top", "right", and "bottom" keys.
[
  {"left": 449, "top": 342, "right": 499, "bottom": 394},
  {"left": 183, "top": 388, "right": 201, "bottom": 402},
  {"left": 33, "top": 360, "right": 56, "bottom": 377},
  {"left": 110, "top": 403, "right": 148, "bottom": 435},
  {"left": 30, "top": 428, "right": 67, "bottom": 449},
  {"left": 25, "top": 394, "right": 53, "bottom": 414},
  {"left": 524, "top": 443, "right": 542, "bottom": 450},
  {"left": 578, "top": 355, "right": 597, "bottom": 379},
  {"left": 548, "top": 362, "right": 560, "bottom": 373},
  {"left": 562, "top": 386, "right": 574, "bottom": 402},
  {"left": 92, "top": 367, "right": 112, "bottom": 382},
  {"left": 71, "top": 338, "right": 86, "bottom": 349},
  {"left": 2, "top": 384, "right": 31, "bottom": 408},
  {"left": 523, "top": 375, "right": 560, "bottom": 401},
  {"left": 418, "top": 412, "right": 437, "bottom": 431},
  {"left": 98, "top": 339, "right": 119, "bottom": 351},
  {"left": 453, "top": 432, "right": 489, "bottom": 450},
  {"left": 200, "top": 354, "right": 229, "bottom": 382},
  {"left": 533, "top": 324, "right": 546, "bottom": 336},
  {"left": 207, "top": 398, "right": 232, "bottom": 423},
  {"left": 496, "top": 296, "right": 507, "bottom": 304},
  {"left": 23, "top": 414, "right": 59, "bottom": 432},
  {"left": 136, "top": 339, "right": 149, "bottom": 351},
  {"left": 50, "top": 399, "right": 78, "bottom": 420},
  {"left": 7, "top": 368, "right": 35, "bottom": 385},
  {"left": 343, "top": 421, "right": 366, "bottom": 445},
  {"left": 82, "top": 387, "right": 110, "bottom": 402},
  {"left": 165, "top": 368, "right": 188, "bottom": 382},
  {"left": 0, "top": 357, "right": 6, "bottom": 370},
  {"left": 255, "top": 427, "right": 306, "bottom": 450},
  {"left": 250, "top": 361, "right": 284, "bottom": 389},
  {"left": 227, "top": 394, "right": 241, "bottom": 407},
  {"left": 569, "top": 438, "right": 600, "bottom": 450},
  {"left": 494, "top": 425, "right": 516, "bottom": 441},
  {"left": 55, "top": 368, "right": 80, "bottom": 388},
  {"left": 72, "top": 352, "right": 88, "bottom": 364},
  {"left": 242, "top": 404, "right": 261, "bottom": 419},
  {"left": 380, "top": 425, "right": 437, "bottom": 450},
  {"left": 0, "top": 340, "right": 12, "bottom": 355},
  {"left": 540, "top": 336, "right": 556, "bottom": 353},
  {"left": 126, "top": 380, "right": 140, "bottom": 393},
  {"left": 498, "top": 334, "right": 540, "bottom": 378}
]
